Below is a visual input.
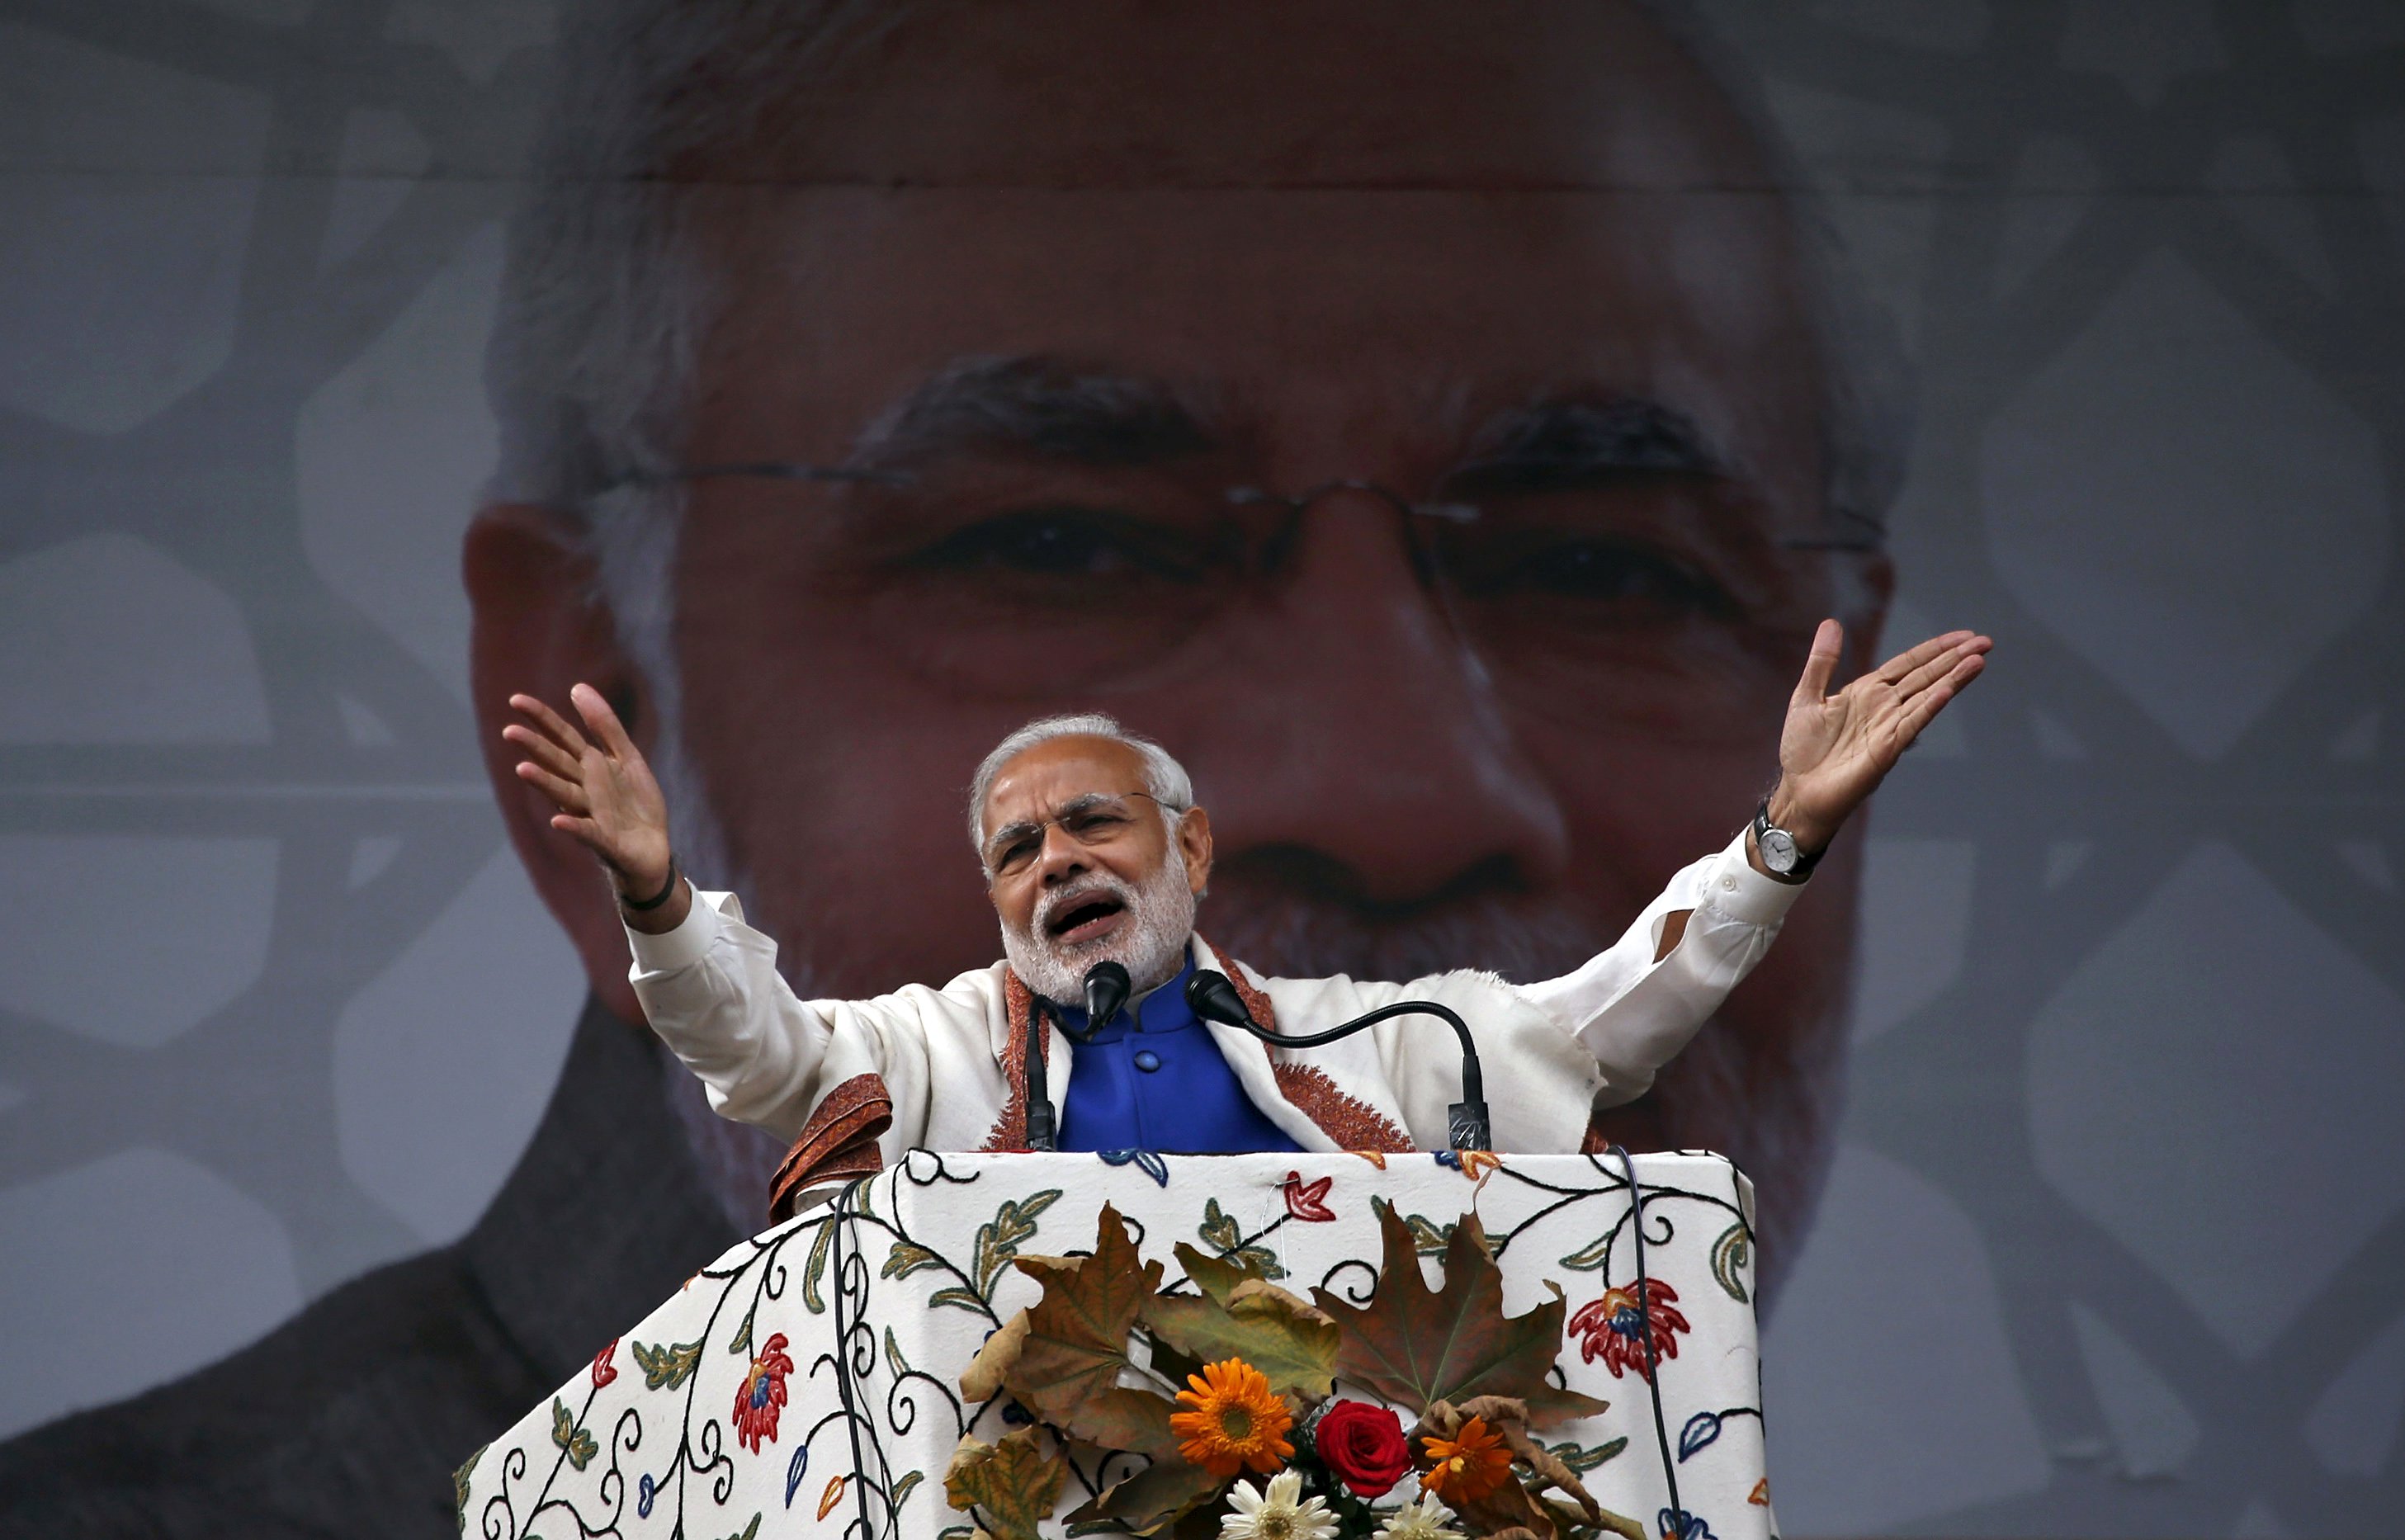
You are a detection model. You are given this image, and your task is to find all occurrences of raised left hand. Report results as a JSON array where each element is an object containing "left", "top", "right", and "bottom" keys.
[{"left": 1769, "top": 619, "right": 1992, "bottom": 853}]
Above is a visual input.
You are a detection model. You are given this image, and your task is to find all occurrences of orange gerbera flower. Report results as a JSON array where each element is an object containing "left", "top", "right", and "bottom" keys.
[
  {"left": 1420, "top": 1415, "right": 1513, "bottom": 1504},
  {"left": 1169, "top": 1358, "right": 1295, "bottom": 1477}
]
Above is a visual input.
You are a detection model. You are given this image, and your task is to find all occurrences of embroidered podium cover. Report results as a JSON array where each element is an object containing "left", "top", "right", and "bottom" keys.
[{"left": 458, "top": 1153, "right": 1778, "bottom": 1540}]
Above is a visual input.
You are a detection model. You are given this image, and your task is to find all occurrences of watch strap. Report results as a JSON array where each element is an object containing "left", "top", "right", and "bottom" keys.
[{"left": 1751, "top": 801, "right": 1824, "bottom": 880}]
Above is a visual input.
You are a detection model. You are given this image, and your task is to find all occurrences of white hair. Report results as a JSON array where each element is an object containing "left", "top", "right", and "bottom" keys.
[{"left": 966, "top": 713, "right": 1196, "bottom": 853}]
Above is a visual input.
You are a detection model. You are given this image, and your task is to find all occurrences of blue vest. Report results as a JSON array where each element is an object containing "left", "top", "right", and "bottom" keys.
[{"left": 1054, "top": 953, "right": 1304, "bottom": 1155}]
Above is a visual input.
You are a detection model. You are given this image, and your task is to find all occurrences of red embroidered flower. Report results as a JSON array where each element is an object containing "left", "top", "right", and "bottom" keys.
[
  {"left": 1313, "top": 1400, "right": 1413, "bottom": 1497},
  {"left": 1283, "top": 1171, "right": 1336, "bottom": 1222},
  {"left": 1568, "top": 1280, "right": 1690, "bottom": 1381},
  {"left": 591, "top": 1339, "right": 619, "bottom": 1388},
  {"left": 732, "top": 1333, "right": 794, "bottom": 1452}
]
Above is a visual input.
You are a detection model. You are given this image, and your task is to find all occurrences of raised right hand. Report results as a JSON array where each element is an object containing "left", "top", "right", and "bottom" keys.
[{"left": 504, "top": 683, "right": 673, "bottom": 900}]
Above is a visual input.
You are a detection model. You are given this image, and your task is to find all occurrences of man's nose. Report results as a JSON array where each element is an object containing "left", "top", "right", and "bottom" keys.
[
  {"left": 1183, "top": 494, "right": 1571, "bottom": 905},
  {"left": 1031, "top": 823, "right": 1093, "bottom": 886}
]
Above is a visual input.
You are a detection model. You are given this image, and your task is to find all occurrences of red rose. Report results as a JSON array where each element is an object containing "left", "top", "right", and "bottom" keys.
[{"left": 1315, "top": 1400, "right": 1414, "bottom": 1498}]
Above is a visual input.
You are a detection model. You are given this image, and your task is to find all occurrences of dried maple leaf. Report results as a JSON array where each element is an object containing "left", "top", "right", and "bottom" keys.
[
  {"left": 960, "top": 1310, "right": 1032, "bottom": 1403},
  {"left": 1065, "top": 1453, "right": 1226, "bottom": 1536},
  {"left": 1141, "top": 1278, "right": 1338, "bottom": 1401},
  {"left": 943, "top": 1429, "right": 1065, "bottom": 1540},
  {"left": 1003, "top": 1205, "right": 1164, "bottom": 1431},
  {"left": 1173, "top": 1242, "right": 1278, "bottom": 1307},
  {"left": 1311, "top": 1205, "right": 1607, "bottom": 1428}
]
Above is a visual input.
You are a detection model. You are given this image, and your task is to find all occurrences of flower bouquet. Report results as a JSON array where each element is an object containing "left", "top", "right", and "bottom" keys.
[{"left": 942, "top": 1202, "right": 1644, "bottom": 1540}]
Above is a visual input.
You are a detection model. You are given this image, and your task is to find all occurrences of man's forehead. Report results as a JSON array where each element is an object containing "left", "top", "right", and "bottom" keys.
[
  {"left": 983, "top": 738, "right": 1150, "bottom": 820},
  {"left": 733, "top": 0, "right": 1766, "bottom": 191}
]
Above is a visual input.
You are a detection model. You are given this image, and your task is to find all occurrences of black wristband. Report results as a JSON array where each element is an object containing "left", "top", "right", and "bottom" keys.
[{"left": 620, "top": 862, "right": 681, "bottom": 912}]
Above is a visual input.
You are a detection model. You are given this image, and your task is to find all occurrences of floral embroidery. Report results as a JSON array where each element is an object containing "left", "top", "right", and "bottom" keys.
[
  {"left": 1569, "top": 1279, "right": 1691, "bottom": 1382},
  {"left": 732, "top": 1332, "right": 794, "bottom": 1453},
  {"left": 1282, "top": 1170, "right": 1337, "bottom": 1221},
  {"left": 1271, "top": 1063, "right": 1415, "bottom": 1152},
  {"left": 1660, "top": 1507, "right": 1718, "bottom": 1540},
  {"left": 981, "top": 971, "right": 1052, "bottom": 1152},
  {"left": 1101, "top": 1148, "right": 1172, "bottom": 1187},
  {"left": 590, "top": 1338, "right": 618, "bottom": 1388}
]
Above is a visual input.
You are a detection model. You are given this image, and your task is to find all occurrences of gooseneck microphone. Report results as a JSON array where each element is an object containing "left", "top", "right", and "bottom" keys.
[
  {"left": 1024, "top": 961, "right": 1135, "bottom": 1152},
  {"left": 1186, "top": 969, "right": 1493, "bottom": 1151}
]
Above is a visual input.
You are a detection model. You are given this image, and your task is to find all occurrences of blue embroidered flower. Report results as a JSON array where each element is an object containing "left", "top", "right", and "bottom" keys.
[
  {"left": 1659, "top": 1507, "right": 1717, "bottom": 1540},
  {"left": 1099, "top": 1149, "right": 1170, "bottom": 1187}
]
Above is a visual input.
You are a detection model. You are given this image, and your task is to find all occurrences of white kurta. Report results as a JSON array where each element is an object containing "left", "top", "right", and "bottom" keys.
[{"left": 628, "top": 829, "right": 1802, "bottom": 1161}]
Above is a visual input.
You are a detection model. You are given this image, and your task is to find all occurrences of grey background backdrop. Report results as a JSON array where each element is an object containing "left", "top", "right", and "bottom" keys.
[{"left": 1, "top": 1, "right": 2400, "bottom": 1533}]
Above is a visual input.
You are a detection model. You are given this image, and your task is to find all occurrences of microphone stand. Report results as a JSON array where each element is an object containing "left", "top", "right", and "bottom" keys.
[
  {"left": 1187, "top": 971, "right": 1493, "bottom": 1150},
  {"left": 1023, "top": 996, "right": 1061, "bottom": 1151}
]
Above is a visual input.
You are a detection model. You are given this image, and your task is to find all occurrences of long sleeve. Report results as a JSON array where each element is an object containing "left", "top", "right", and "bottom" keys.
[
  {"left": 624, "top": 886, "right": 848, "bottom": 1141},
  {"left": 1519, "top": 830, "right": 1805, "bottom": 1105}
]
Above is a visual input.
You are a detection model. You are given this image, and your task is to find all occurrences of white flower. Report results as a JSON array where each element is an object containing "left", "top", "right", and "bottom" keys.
[
  {"left": 1374, "top": 1490, "right": 1463, "bottom": 1540},
  {"left": 1221, "top": 1470, "right": 1339, "bottom": 1540}
]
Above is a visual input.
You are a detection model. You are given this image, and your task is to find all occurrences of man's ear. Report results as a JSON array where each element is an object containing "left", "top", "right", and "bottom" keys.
[
  {"left": 1178, "top": 805, "right": 1215, "bottom": 896},
  {"left": 465, "top": 503, "right": 653, "bottom": 1023}
]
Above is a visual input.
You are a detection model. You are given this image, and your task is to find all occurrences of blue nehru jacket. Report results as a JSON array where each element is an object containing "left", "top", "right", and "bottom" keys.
[{"left": 1055, "top": 952, "right": 1304, "bottom": 1155}]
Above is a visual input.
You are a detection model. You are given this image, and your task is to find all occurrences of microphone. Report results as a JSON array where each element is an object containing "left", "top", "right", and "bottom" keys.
[
  {"left": 1023, "top": 961, "right": 1136, "bottom": 1153},
  {"left": 1083, "top": 961, "right": 1131, "bottom": 1032},
  {"left": 1184, "top": 969, "right": 1492, "bottom": 1150}
]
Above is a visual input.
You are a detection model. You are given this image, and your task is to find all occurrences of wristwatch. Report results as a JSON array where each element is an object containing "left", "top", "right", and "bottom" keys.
[{"left": 1751, "top": 801, "right": 1824, "bottom": 881}]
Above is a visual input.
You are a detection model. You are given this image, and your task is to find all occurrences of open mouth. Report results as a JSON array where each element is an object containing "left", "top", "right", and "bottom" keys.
[{"left": 1046, "top": 893, "right": 1127, "bottom": 946}]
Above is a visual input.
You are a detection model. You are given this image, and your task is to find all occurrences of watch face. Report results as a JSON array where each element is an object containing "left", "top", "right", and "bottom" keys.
[{"left": 1762, "top": 826, "right": 1798, "bottom": 872}]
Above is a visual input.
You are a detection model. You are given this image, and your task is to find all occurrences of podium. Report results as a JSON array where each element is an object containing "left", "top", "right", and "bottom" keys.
[{"left": 456, "top": 1152, "right": 1777, "bottom": 1540}]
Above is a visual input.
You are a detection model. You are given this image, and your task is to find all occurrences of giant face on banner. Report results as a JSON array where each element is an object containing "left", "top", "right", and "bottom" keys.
[{"left": 469, "top": 0, "right": 1896, "bottom": 1277}]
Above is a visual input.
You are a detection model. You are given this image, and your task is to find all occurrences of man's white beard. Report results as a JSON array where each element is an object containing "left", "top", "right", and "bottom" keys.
[{"left": 998, "top": 857, "right": 1198, "bottom": 1006}]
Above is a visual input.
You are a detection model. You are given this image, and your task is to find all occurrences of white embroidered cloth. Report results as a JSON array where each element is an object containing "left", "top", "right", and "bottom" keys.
[{"left": 457, "top": 1152, "right": 1778, "bottom": 1540}]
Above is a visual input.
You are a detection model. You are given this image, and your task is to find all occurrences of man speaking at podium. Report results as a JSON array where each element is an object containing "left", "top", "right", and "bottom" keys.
[{"left": 504, "top": 620, "right": 1983, "bottom": 1194}]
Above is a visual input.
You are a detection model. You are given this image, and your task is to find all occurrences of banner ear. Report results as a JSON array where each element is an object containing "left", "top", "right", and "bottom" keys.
[{"left": 467, "top": 502, "right": 653, "bottom": 1023}]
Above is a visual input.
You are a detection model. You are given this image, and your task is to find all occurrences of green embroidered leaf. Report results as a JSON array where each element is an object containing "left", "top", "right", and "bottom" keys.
[
  {"left": 1546, "top": 1436, "right": 1628, "bottom": 1472},
  {"left": 1710, "top": 1222, "right": 1753, "bottom": 1304},
  {"left": 728, "top": 1306, "right": 756, "bottom": 1356},
  {"left": 944, "top": 1428, "right": 1066, "bottom": 1540},
  {"left": 803, "top": 1216, "right": 836, "bottom": 1314},
  {"left": 550, "top": 1398, "right": 598, "bottom": 1471},
  {"left": 1195, "top": 1199, "right": 1284, "bottom": 1278},
  {"left": 1557, "top": 1231, "right": 1612, "bottom": 1272},
  {"left": 884, "top": 1240, "right": 943, "bottom": 1280},
  {"left": 1198, "top": 1198, "right": 1240, "bottom": 1254},
  {"left": 1400, "top": 1211, "right": 1456, "bottom": 1258},
  {"left": 631, "top": 1339, "right": 702, "bottom": 1391},
  {"left": 891, "top": 1471, "right": 924, "bottom": 1513},
  {"left": 971, "top": 1189, "right": 1065, "bottom": 1296},
  {"left": 718, "top": 1515, "right": 761, "bottom": 1540},
  {"left": 1066, "top": 1522, "right": 1127, "bottom": 1536},
  {"left": 928, "top": 1284, "right": 988, "bottom": 1314},
  {"left": 452, "top": 1443, "right": 483, "bottom": 1533},
  {"left": 886, "top": 1325, "right": 914, "bottom": 1382}
]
